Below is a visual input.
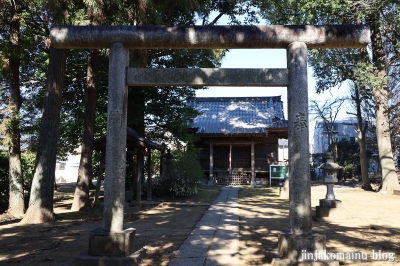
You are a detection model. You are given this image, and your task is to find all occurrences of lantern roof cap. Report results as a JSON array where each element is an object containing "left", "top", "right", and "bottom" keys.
[{"left": 317, "top": 152, "right": 342, "bottom": 170}]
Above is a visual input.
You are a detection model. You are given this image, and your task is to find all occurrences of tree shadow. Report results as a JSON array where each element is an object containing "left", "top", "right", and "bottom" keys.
[
  {"left": 238, "top": 186, "right": 400, "bottom": 265},
  {"left": 0, "top": 187, "right": 216, "bottom": 266}
]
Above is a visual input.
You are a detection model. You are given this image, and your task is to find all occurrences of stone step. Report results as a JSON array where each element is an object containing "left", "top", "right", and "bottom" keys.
[
  {"left": 319, "top": 199, "right": 342, "bottom": 208},
  {"left": 315, "top": 206, "right": 341, "bottom": 218}
]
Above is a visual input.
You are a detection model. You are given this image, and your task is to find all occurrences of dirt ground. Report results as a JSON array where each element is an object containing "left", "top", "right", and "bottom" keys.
[
  {"left": 239, "top": 182, "right": 400, "bottom": 265},
  {"left": 0, "top": 181, "right": 399, "bottom": 266}
]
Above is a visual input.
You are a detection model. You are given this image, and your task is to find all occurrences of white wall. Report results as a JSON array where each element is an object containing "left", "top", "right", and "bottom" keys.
[
  {"left": 55, "top": 149, "right": 81, "bottom": 183},
  {"left": 312, "top": 118, "right": 358, "bottom": 154},
  {"left": 278, "top": 138, "right": 288, "bottom": 164}
]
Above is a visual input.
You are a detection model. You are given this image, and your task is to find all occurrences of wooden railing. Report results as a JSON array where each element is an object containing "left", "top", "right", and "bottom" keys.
[{"left": 213, "top": 173, "right": 250, "bottom": 185}]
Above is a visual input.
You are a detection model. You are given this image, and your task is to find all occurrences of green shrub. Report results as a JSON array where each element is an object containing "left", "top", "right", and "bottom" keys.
[
  {"left": 0, "top": 151, "right": 36, "bottom": 213},
  {"left": 335, "top": 139, "right": 369, "bottom": 179},
  {"left": 21, "top": 152, "right": 36, "bottom": 203},
  {"left": 153, "top": 145, "right": 203, "bottom": 198}
]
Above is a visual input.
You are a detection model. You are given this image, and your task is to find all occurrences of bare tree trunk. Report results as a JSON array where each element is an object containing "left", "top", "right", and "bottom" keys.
[
  {"left": 358, "top": 133, "right": 371, "bottom": 190},
  {"left": 368, "top": 14, "right": 400, "bottom": 194},
  {"left": 7, "top": 0, "right": 25, "bottom": 218},
  {"left": 310, "top": 98, "right": 345, "bottom": 161},
  {"left": 20, "top": 48, "right": 67, "bottom": 224},
  {"left": 71, "top": 49, "right": 99, "bottom": 211},
  {"left": 354, "top": 85, "right": 372, "bottom": 190},
  {"left": 92, "top": 152, "right": 105, "bottom": 206}
]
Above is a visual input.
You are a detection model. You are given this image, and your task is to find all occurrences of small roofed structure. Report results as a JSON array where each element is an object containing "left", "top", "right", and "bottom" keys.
[
  {"left": 93, "top": 127, "right": 165, "bottom": 152},
  {"left": 189, "top": 96, "right": 288, "bottom": 186},
  {"left": 92, "top": 128, "right": 165, "bottom": 205}
]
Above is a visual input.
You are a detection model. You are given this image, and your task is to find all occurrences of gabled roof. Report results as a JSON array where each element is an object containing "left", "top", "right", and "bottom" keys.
[
  {"left": 189, "top": 96, "right": 287, "bottom": 135},
  {"left": 93, "top": 128, "right": 165, "bottom": 151}
]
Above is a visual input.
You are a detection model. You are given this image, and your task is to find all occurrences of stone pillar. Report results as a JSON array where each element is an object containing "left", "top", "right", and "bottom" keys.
[
  {"left": 103, "top": 42, "right": 128, "bottom": 232},
  {"left": 287, "top": 42, "right": 311, "bottom": 236},
  {"left": 251, "top": 139, "right": 256, "bottom": 187},
  {"left": 78, "top": 42, "right": 147, "bottom": 265},
  {"left": 209, "top": 141, "right": 214, "bottom": 185},
  {"left": 275, "top": 42, "right": 328, "bottom": 263}
]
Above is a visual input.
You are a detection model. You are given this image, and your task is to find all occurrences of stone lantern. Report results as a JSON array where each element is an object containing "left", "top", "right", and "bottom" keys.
[
  {"left": 313, "top": 152, "right": 342, "bottom": 222},
  {"left": 318, "top": 152, "right": 342, "bottom": 200},
  {"left": 163, "top": 149, "right": 173, "bottom": 174}
]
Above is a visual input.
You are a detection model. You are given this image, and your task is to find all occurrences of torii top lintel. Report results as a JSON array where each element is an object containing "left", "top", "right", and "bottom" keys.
[{"left": 50, "top": 25, "right": 370, "bottom": 50}]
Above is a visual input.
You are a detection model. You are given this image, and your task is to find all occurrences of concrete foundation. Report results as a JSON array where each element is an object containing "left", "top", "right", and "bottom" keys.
[
  {"left": 313, "top": 207, "right": 340, "bottom": 222},
  {"left": 273, "top": 232, "right": 339, "bottom": 265},
  {"left": 88, "top": 227, "right": 136, "bottom": 257},
  {"left": 76, "top": 227, "right": 146, "bottom": 266},
  {"left": 277, "top": 232, "right": 326, "bottom": 260},
  {"left": 76, "top": 248, "right": 146, "bottom": 266},
  {"left": 319, "top": 199, "right": 342, "bottom": 208},
  {"left": 313, "top": 199, "right": 342, "bottom": 222},
  {"left": 272, "top": 258, "right": 339, "bottom": 266}
]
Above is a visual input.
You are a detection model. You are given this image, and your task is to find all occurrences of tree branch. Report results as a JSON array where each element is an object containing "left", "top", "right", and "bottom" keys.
[{"left": 209, "top": 11, "right": 224, "bottom": 26}]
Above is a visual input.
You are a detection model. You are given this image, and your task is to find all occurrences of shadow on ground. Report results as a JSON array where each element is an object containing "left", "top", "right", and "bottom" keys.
[{"left": 238, "top": 185, "right": 400, "bottom": 265}]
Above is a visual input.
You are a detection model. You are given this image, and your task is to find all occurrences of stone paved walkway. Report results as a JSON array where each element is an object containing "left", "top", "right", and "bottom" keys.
[{"left": 169, "top": 186, "right": 241, "bottom": 266}]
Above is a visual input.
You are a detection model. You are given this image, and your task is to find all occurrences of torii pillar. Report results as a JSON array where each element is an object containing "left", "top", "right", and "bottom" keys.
[
  {"left": 50, "top": 25, "right": 370, "bottom": 265},
  {"left": 275, "top": 41, "right": 317, "bottom": 262}
]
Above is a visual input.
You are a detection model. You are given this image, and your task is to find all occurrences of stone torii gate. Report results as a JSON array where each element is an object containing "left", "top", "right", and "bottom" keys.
[{"left": 50, "top": 25, "right": 369, "bottom": 264}]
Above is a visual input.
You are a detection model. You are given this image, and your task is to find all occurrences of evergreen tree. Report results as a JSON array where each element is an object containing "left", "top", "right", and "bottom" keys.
[
  {"left": 21, "top": 0, "right": 70, "bottom": 223},
  {"left": 0, "top": 0, "right": 25, "bottom": 217},
  {"left": 257, "top": 0, "right": 400, "bottom": 193}
]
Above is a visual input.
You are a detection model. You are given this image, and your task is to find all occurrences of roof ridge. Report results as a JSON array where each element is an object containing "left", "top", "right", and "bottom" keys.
[{"left": 194, "top": 96, "right": 282, "bottom": 102}]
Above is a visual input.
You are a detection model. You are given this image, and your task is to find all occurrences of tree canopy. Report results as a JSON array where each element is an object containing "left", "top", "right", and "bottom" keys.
[
  {"left": 1, "top": 0, "right": 267, "bottom": 222},
  {"left": 257, "top": 0, "right": 400, "bottom": 193},
  {"left": 2, "top": 0, "right": 400, "bottom": 222}
]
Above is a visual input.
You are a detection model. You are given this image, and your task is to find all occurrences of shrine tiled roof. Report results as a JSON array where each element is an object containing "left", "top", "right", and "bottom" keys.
[{"left": 189, "top": 96, "right": 287, "bottom": 135}]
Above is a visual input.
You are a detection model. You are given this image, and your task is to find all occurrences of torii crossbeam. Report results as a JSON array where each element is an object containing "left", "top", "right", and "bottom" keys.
[{"left": 50, "top": 25, "right": 370, "bottom": 264}]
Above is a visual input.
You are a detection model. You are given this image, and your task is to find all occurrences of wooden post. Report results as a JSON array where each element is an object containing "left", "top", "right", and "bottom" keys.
[
  {"left": 132, "top": 154, "right": 137, "bottom": 197},
  {"left": 160, "top": 148, "right": 165, "bottom": 175},
  {"left": 147, "top": 150, "right": 152, "bottom": 201},
  {"left": 229, "top": 144, "right": 233, "bottom": 174},
  {"left": 209, "top": 141, "right": 214, "bottom": 185},
  {"left": 251, "top": 139, "right": 256, "bottom": 186},
  {"left": 136, "top": 149, "right": 143, "bottom": 206}
]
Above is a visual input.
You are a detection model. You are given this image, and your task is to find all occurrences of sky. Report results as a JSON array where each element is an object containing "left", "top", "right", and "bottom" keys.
[
  {"left": 194, "top": 48, "right": 352, "bottom": 145},
  {"left": 195, "top": 48, "right": 350, "bottom": 120},
  {"left": 194, "top": 13, "right": 353, "bottom": 144}
]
